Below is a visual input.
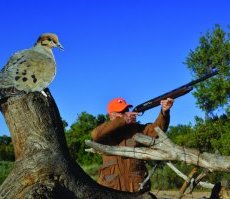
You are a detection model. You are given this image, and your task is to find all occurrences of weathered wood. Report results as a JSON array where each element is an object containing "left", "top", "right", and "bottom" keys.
[
  {"left": 86, "top": 147, "right": 214, "bottom": 191},
  {"left": 177, "top": 167, "right": 197, "bottom": 199},
  {"left": 85, "top": 127, "right": 230, "bottom": 172},
  {"left": 188, "top": 169, "right": 212, "bottom": 193},
  {"left": 166, "top": 162, "right": 213, "bottom": 189},
  {"left": 0, "top": 90, "right": 154, "bottom": 199}
]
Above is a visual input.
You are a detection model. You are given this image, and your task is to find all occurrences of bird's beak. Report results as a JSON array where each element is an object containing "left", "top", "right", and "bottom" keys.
[{"left": 57, "top": 43, "right": 64, "bottom": 50}]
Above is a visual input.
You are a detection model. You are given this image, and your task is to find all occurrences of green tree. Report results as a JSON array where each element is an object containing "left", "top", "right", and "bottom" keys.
[
  {"left": 167, "top": 124, "right": 197, "bottom": 148},
  {"left": 0, "top": 136, "right": 14, "bottom": 161},
  {"left": 65, "top": 112, "right": 107, "bottom": 166},
  {"left": 185, "top": 24, "right": 230, "bottom": 117},
  {"left": 168, "top": 113, "right": 230, "bottom": 154},
  {"left": 161, "top": 115, "right": 230, "bottom": 189}
]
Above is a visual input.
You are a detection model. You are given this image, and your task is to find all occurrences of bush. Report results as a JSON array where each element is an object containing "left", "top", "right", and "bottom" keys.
[{"left": 80, "top": 163, "right": 100, "bottom": 181}]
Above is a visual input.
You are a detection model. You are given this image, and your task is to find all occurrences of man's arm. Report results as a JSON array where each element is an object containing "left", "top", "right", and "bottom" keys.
[
  {"left": 143, "top": 98, "right": 174, "bottom": 137},
  {"left": 91, "top": 117, "right": 126, "bottom": 143}
]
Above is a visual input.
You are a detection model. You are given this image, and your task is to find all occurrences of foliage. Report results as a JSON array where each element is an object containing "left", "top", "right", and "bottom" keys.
[
  {"left": 65, "top": 112, "right": 107, "bottom": 165},
  {"left": 167, "top": 124, "right": 194, "bottom": 147},
  {"left": 150, "top": 162, "right": 194, "bottom": 190},
  {"left": 0, "top": 161, "right": 14, "bottom": 185},
  {"left": 185, "top": 24, "right": 230, "bottom": 116},
  {"left": 0, "top": 111, "right": 229, "bottom": 189},
  {"left": 62, "top": 119, "right": 68, "bottom": 132},
  {"left": 81, "top": 163, "right": 100, "bottom": 181},
  {"left": 194, "top": 114, "right": 230, "bottom": 155},
  {"left": 150, "top": 162, "right": 230, "bottom": 191},
  {"left": 168, "top": 113, "right": 230, "bottom": 154},
  {"left": 0, "top": 136, "right": 14, "bottom": 161},
  {"left": 159, "top": 115, "right": 230, "bottom": 190}
]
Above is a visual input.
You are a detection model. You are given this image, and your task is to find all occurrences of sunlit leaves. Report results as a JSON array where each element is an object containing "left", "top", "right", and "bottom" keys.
[
  {"left": 65, "top": 112, "right": 106, "bottom": 165},
  {"left": 185, "top": 24, "right": 230, "bottom": 116}
]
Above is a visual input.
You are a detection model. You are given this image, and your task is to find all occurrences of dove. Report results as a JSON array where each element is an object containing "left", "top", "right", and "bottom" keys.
[{"left": 0, "top": 33, "right": 63, "bottom": 99}]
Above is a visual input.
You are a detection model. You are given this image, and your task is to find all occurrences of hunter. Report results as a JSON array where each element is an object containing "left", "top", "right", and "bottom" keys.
[{"left": 91, "top": 97, "right": 174, "bottom": 192}]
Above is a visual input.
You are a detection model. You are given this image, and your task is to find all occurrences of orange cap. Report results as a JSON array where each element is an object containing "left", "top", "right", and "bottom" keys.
[{"left": 107, "top": 97, "right": 133, "bottom": 113}]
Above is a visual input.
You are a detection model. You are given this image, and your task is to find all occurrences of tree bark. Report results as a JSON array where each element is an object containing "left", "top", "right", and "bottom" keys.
[{"left": 0, "top": 90, "right": 153, "bottom": 199}]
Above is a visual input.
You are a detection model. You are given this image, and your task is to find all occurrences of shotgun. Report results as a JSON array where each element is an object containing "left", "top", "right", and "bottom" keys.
[{"left": 133, "top": 70, "right": 218, "bottom": 113}]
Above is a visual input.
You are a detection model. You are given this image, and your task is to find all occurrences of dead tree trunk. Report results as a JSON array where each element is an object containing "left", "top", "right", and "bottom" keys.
[{"left": 0, "top": 90, "right": 153, "bottom": 199}]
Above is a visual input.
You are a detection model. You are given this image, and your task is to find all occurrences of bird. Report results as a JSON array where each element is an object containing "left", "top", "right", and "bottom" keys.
[{"left": 0, "top": 33, "right": 63, "bottom": 99}]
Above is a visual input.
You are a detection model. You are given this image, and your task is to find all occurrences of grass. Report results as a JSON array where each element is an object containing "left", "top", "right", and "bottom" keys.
[
  {"left": 0, "top": 161, "right": 100, "bottom": 186},
  {"left": 0, "top": 161, "right": 14, "bottom": 185}
]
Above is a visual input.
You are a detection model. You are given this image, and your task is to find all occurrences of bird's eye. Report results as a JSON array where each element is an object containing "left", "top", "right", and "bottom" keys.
[{"left": 47, "top": 37, "right": 52, "bottom": 41}]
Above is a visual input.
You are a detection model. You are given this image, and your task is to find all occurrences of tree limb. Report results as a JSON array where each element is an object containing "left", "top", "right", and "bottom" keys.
[{"left": 85, "top": 127, "right": 230, "bottom": 172}]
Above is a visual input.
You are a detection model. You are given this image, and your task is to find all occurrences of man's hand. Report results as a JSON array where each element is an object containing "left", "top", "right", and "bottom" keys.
[
  {"left": 109, "top": 112, "right": 139, "bottom": 124},
  {"left": 123, "top": 112, "right": 139, "bottom": 124},
  {"left": 160, "top": 98, "right": 174, "bottom": 115}
]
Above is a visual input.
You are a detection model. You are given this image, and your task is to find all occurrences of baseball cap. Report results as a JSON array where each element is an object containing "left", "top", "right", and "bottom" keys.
[{"left": 107, "top": 97, "right": 133, "bottom": 113}]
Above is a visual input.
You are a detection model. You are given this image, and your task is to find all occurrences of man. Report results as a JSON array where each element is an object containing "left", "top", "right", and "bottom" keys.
[{"left": 91, "top": 97, "right": 174, "bottom": 192}]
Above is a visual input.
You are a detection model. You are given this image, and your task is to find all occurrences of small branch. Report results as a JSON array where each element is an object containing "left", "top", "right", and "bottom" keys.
[
  {"left": 166, "top": 162, "right": 188, "bottom": 182},
  {"left": 139, "top": 164, "right": 158, "bottom": 191},
  {"left": 166, "top": 162, "right": 214, "bottom": 189},
  {"left": 177, "top": 167, "right": 197, "bottom": 199},
  {"left": 188, "top": 169, "right": 213, "bottom": 193}
]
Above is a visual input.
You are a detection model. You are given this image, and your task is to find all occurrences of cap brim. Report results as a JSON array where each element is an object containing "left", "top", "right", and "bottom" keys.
[{"left": 119, "top": 104, "right": 133, "bottom": 112}]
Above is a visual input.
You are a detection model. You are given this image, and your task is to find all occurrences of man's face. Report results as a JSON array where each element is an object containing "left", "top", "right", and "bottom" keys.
[{"left": 109, "top": 107, "right": 138, "bottom": 124}]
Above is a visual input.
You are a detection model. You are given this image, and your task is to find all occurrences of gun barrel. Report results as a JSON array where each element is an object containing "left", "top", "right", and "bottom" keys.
[
  {"left": 133, "top": 86, "right": 193, "bottom": 112},
  {"left": 186, "top": 70, "right": 218, "bottom": 87},
  {"left": 133, "top": 70, "right": 218, "bottom": 113}
]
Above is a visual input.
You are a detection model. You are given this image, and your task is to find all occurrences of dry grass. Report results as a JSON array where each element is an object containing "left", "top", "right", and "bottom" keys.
[{"left": 151, "top": 190, "right": 211, "bottom": 199}]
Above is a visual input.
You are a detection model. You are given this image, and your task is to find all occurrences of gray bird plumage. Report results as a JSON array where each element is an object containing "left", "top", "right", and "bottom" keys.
[{"left": 0, "top": 33, "right": 63, "bottom": 99}]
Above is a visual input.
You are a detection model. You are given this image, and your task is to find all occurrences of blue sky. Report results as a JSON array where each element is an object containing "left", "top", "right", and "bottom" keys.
[{"left": 0, "top": 0, "right": 229, "bottom": 136}]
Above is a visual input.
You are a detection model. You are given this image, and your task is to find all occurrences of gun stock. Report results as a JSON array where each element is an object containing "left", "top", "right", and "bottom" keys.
[{"left": 133, "top": 70, "right": 218, "bottom": 113}]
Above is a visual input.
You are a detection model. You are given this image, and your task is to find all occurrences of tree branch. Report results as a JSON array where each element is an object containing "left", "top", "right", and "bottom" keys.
[{"left": 85, "top": 127, "right": 230, "bottom": 172}]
